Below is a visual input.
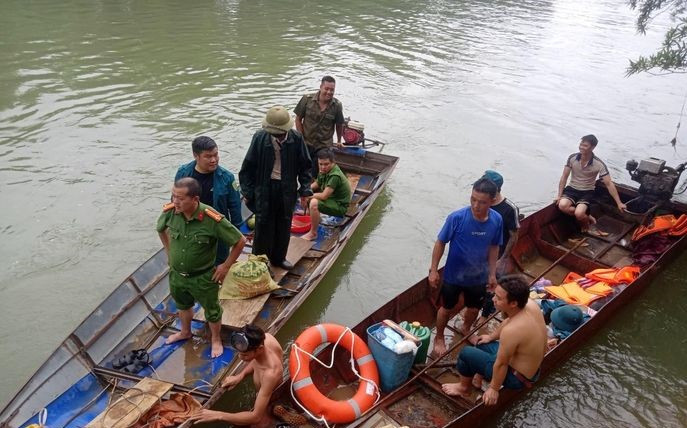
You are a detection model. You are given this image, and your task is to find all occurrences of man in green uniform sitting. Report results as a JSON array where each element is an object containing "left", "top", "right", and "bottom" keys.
[
  {"left": 302, "top": 149, "right": 351, "bottom": 241},
  {"left": 156, "top": 177, "right": 246, "bottom": 358}
]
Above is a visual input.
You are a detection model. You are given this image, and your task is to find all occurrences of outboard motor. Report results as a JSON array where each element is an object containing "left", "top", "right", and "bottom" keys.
[
  {"left": 624, "top": 157, "right": 686, "bottom": 221},
  {"left": 342, "top": 119, "right": 365, "bottom": 146}
]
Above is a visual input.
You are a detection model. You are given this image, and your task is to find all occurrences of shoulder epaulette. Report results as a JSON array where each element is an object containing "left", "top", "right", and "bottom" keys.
[
  {"left": 204, "top": 207, "right": 224, "bottom": 222},
  {"left": 162, "top": 202, "right": 175, "bottom": 212}
]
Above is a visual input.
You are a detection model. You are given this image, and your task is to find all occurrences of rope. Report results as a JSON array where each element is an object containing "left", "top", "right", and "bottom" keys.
[
  {"left": 100, "top": 387, "right": 163, "bottom": 428},
  {"left": 183, "top": 378, "right": 214, "bottom": 395},
  {"left": 288, "top": 327, "right": 381, "bottom": 428},
  {"left": 671, "top": 87, "right": 687, "bottom": 152}
]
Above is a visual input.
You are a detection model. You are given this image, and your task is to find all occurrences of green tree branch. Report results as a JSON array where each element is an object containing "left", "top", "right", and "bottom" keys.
[{"left": 628, "top": 0, "right": 687, "bottom": 74}]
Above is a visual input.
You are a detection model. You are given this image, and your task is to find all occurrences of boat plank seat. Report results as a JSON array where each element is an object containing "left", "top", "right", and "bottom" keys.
[
  {"left": 346, "top": 172, "right": 361, "bottom": 193},
  {"left": 197, "top": 237, "right": 312, "bottom": 327},
  {"left": 86, "top": 377, "right": 173, "bottom": 428},
  {"left": 269, "top": 237, "right": 314, "bottom": 282},
  {"left": 216, "top": 294, "right": 271, "bottom": 327}
]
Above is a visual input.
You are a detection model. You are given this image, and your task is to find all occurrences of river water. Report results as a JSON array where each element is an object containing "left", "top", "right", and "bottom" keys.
[{"left": 1, "top": 0, "right": 686, "bottom": 426}]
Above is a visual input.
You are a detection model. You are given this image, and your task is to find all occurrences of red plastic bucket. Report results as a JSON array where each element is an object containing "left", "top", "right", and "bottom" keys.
[{"left": 291, "top": 214, "right": 311, "bottom": 233}]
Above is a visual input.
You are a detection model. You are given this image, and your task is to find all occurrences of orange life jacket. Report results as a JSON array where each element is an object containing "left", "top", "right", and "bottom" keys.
[
  {"left": 545, "top": 282, "right": 602, "bottom": 306},
  {"left": 563, "top": 271, "right": 583, "bottom": 283},
  {"left": 584, "top": 282, "right": 613, "bottom": 296},
  {"left": 668, "top": 214, "right": 687, "bottom": 236},
  {"left": 585, "top": 266, "right": 640, "bottom": 285},
  {"left": 632, "top": 214, "right": 687, "bottom": 241}
]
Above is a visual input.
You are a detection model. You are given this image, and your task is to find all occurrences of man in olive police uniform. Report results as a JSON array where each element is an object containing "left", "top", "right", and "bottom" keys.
[
  {"left": 157, "top": 177, "right": 246, "bottom": 358},
  {"left": 294, "top": 75, "right": 345, "bottom": 177}
]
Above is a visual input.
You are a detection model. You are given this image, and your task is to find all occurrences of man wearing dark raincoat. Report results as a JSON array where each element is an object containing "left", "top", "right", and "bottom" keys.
[{"left": 239, "top": 106, "right": 313, "bottom": 270}]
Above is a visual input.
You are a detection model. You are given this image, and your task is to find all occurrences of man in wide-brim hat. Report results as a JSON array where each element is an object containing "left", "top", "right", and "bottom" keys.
[{"left": 239, "top": 106, "right": 313, "bottom": 269}]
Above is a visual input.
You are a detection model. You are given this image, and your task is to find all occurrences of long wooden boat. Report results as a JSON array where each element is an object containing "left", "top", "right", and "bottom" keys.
[
  {"left": 0, "top": 146, "right": 398, "bottom": 428},
  {"left": 264, "top": 163, "right": 687, "bottom": 427}
]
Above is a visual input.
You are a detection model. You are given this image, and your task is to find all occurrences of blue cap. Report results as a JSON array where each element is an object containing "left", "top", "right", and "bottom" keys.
[{"left": 482, "top": 170, "right": 504, "bottom": 190}]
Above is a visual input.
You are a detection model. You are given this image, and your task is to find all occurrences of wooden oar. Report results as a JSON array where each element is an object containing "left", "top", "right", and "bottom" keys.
[{"left": 359, "top": 237, "right": 588, "bottom": 418}]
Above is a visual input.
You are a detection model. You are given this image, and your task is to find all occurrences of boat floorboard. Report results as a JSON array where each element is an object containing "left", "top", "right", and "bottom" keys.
[{"left": 86, "top": 377, "right": 173, "bottom": 428}]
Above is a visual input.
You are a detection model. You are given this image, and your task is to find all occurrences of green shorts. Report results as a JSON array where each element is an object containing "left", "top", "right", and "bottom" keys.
[
  {"left": 169, "top": 269, "right": 223, "bottom": 323},
  {"left": 318, "top": 198, "right": 348, "bottom": 217}
]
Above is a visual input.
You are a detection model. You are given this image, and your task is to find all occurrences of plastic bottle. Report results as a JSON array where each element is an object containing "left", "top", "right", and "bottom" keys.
[
  {"left": 394, "top": 340, "right": 418, "bottom": 355},
  {"left": 400, "top": 320, "right": 431, "bottom": 364},
  {"left": 373, "top": 329, "right": 387, "bottom": 343},
  {"left": 382, "top": 327, "right": 403, "bottom": 344},
  {"left": 380, "top": 336, "right": 396, "bottom": 350}
]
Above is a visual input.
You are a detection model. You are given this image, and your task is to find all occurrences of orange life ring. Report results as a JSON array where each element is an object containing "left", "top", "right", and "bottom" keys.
[{"left": 288, "top": 323, "right": 379, "bottom": 424}]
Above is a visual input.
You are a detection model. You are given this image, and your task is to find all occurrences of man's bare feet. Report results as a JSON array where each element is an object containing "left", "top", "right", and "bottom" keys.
[
  {"left": 211, "top": 340, "right": 224, "bottom": 358},
  {"left": 166, "top": 331, "right": 192, "bottom": 345},
  {"left": 431, "top": 336, "right": 447, "bottom": 357},
  {"left": 442, "top": 382, "right": 472, "bottom": 398},
  {"left": 301, "top": 230, "right": 317, "bottom": 241}
]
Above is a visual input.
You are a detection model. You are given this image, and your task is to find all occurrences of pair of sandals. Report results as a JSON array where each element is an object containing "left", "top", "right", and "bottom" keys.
[{"left": 112, "top": 349, "right": 151, "bottom": 374}]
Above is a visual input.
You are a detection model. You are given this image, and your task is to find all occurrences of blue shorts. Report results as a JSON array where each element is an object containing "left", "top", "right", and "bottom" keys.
[{"left": 456, "top": 342, "right": 539, "bottom": 390}]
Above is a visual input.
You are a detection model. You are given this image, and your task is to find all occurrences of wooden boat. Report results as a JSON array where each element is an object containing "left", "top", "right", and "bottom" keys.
[
  {"left": 0, "top": 146, "right": 398, "bottom": 428},
  {"left": 263, "top": 158, "right": 687, "bottom": 427}
]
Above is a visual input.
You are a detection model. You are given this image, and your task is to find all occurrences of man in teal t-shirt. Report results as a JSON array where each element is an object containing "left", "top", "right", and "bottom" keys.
[{"left": 302, "top": 149, "right": 351, "bottom": 240}]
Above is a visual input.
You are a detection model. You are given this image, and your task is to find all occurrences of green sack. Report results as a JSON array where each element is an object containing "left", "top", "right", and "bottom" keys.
[{"left": 219, "top": 254, "right": 279, "bottom": 300}]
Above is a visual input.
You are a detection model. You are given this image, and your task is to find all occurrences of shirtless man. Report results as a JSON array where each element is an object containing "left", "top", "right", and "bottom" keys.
[
  {"left": 188, "top": 324, "right": 284, "bottom": 426},
  {"left": 441, "top": 275, "right": 547, "bottom": 405}
]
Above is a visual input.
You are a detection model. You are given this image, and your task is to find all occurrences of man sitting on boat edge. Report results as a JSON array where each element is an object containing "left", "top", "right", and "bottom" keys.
[
  {"left": 555, "top": 134, "right": 626, "bottom": 231},
  {"left": 157, "top": 178, "right": 246, "bottom": 358},
  {"left": 302, "top": 148, "right": 352, "bottom": 241},
  {"left": 441, "top": 275, "right": 547, "bottom": 405},
  {"left": 188, "top": 324, "right": 283, "bottom": 427}
]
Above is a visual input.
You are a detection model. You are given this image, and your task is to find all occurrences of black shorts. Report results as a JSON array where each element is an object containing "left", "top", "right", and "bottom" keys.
[
  {"left": 440, "top": 281, "right": 486, "bottom": 310},
  {"left": 561, "top": 186, "right": 595, "bottom": 206}
]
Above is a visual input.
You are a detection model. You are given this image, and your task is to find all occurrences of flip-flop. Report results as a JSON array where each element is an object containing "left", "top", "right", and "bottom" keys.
[
  {"left": 113, "top": 349, "right": 150, "bottom": 370},
  {"left": 123, "top": 359, "right": 148, "bottom": 374},
  {"left": 112, "top": 352, "right": 136, "bottom": 369},
  {"left": 123, "top": 350, "right": 152, "bottom": 373}
]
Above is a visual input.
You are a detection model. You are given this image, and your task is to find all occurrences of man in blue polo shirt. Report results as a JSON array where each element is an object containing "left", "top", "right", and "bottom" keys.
[{"left": 429, "top": 178, "right": 503, "bottom": 357}]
